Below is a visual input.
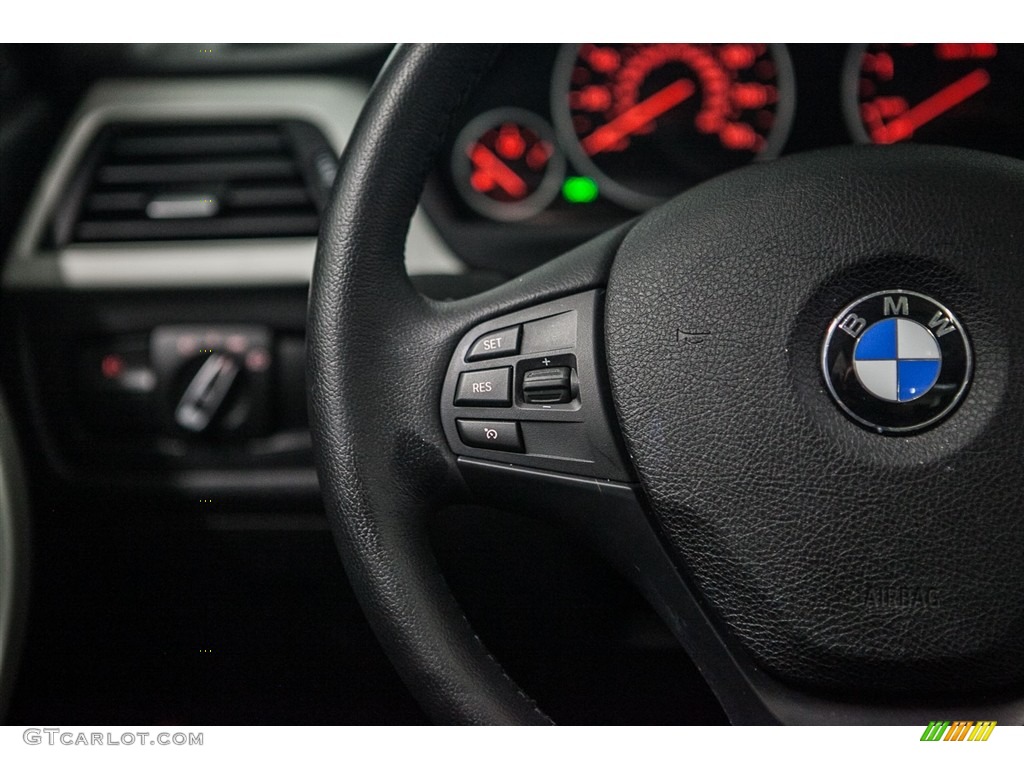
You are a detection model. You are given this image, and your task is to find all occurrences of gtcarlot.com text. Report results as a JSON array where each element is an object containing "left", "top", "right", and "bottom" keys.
[{"left": 23, "top": 729, "right": 203, "bottom": 746}]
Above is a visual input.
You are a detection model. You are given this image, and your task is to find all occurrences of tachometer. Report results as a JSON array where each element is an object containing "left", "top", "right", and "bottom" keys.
[
  {"left": 552, "top": 44, "right": 795, "bottom": 210},
  {"left": 844, "top": 44, "right": 1024, "bottom": 157}
]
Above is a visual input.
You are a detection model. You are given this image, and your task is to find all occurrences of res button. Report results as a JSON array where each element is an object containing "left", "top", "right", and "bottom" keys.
[
  {"left": 466, "top": 325, "right": 520, "bottom": 362},
  {"left": 455, "top": 367, "right": 512, "bottom": 406}
]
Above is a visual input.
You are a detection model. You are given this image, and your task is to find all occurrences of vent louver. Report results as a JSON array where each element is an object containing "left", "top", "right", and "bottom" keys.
[{"left": 56, "top": 121, "right": 337, "bottom": 245}]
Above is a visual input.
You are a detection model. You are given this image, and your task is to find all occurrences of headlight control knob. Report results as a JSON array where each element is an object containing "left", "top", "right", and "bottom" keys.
[
  {"left": 174, "top": 352, "right": 240, "bottom": 433},
  {"left": 151, "top": 325, "right": 272, "bottom": 438}
]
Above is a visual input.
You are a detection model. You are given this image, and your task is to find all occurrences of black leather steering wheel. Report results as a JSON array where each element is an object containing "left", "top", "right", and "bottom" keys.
[{"left": 308, "top": 44, "right": 1024, "bottom": 724}]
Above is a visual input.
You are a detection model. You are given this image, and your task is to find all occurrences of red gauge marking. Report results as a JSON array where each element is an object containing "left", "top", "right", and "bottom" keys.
[
  {"left": 934, "top": 43, "right": 997, "bottom": 61},
  {"left": 719, "top": 44, "right": 756, "bottom": 70},
  {"left": 585, "top": 46, "right": 621, "bottom": 74},
  {"left": 862, "top": 51, "right": 894, "bottom": 80},
  {"left": 571, "top": 85, "right": 613, "bottom": 112},
  {"left": 495, "top": 124, "right": 526, "bottom": 160},
  {"left": 469, "top": 144, "right": 528, "bottom": 199},
  {"left": 581, "top": 78, "right": 696, "bottom": 156},
  {"left": 525, "top": 141, "right": 552, "bottom": 171},
  {"left": 470, "top": 170, "right": 494, "bottom": 193},
  {"left": 874, "top": 96, "right": 910, "bottom": 119},
  {"left": 719, "top": 122, "right": 758, "bottom": 151},
  {"left": 872, "top": 68, "right": 991, "bottom": 144},
  {"left": 731, "top": 82, "right": 770, "bottom": 110}
]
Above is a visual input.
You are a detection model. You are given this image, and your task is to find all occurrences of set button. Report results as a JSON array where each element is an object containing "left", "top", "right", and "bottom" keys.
[{"left": 465, "top": 325, "right": 520, "bottom": 362}]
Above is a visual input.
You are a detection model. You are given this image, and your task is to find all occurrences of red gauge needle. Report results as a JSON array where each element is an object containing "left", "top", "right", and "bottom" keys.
[
  {"left": 582, "top": 78, "right": 696, "bottom": 156},
  {"left": 470, "top": 144, "right": 528, "bottom": 198},
  {"left": 873, "top": 68, "right": 991, "bottom": 144}
]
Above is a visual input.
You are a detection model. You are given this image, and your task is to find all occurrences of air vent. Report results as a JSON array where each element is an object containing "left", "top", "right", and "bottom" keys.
[{"left": 54, "top": 121, "right": 337, "bottom": 244}]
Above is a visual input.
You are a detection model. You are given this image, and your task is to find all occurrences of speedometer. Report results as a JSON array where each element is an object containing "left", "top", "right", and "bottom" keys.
[{"left": 551, "top": 43, "right": 795, "bottom": 210}]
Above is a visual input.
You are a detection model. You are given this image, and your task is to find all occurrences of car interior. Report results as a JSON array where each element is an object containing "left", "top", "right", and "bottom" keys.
[{"left": 1, "top": 43, "right": 1022, "bottom": 726}]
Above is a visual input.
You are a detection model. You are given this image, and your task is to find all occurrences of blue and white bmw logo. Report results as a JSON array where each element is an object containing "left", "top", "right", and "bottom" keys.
[
  {"left": 821, "top": 290, "right": 972, "bottom": 433},
  {"left": 853, "top": 317, "right": 941, "bottom": 402}
]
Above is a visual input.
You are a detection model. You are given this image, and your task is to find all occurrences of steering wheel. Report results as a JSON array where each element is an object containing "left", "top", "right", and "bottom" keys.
[{"left": 307, "top": 44, "right": 1024, "bottom": 724}]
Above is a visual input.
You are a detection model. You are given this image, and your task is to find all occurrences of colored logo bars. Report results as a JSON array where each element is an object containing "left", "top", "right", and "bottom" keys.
[{"left": 920, "top": 720, "right": 996, "bottom": 742}]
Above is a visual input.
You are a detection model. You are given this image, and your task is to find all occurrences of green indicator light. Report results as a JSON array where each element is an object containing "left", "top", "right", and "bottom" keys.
[{"left": 562, "top": 176, "right": 599, "bottom": 204}]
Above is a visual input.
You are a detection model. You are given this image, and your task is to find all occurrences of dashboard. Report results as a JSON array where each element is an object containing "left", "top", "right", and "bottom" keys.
[
  {"left": 425, "top": 43, "right": 1024, "bottom": 274},
  {"left": 3, "top": 41, "right": 1022, "bottom": 499},
  {"left": 2, "top": 42, "right": 1023, "bottom": 726}
]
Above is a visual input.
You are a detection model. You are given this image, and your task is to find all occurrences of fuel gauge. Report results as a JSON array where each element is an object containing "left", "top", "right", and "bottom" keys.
[{"left": 452, "top": 108, "right": 565, "bottom": 222}]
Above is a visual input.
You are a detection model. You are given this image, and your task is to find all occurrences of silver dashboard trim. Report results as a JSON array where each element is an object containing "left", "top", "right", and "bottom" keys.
[{"left": 4, "top": 77, "right": 463, "bottom": 290}]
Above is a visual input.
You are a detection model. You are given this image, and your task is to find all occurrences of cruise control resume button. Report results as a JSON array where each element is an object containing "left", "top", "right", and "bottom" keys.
[{"left": 455, "top": 367, "right": 511, "bottom": 406}]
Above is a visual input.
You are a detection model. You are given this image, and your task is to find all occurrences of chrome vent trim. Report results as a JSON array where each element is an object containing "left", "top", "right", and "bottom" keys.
[{"left": 4, "top": 77, "right": 464, "bottom": 289}]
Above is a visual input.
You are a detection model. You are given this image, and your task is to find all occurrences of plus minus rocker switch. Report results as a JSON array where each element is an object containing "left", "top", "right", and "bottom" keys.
[{"left": 522, "top": 366, "right": 573, "bottom": 404}]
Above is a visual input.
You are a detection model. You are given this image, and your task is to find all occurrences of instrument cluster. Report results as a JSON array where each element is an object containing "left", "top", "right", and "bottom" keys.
[{"left": 427, "top": 44, "right": 1022, "bottom": 273}]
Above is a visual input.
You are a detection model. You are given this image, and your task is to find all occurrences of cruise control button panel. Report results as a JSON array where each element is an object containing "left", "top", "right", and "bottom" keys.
[
  {"left": 440, "top": 290, "right": 631, "bottom": 482},
  {"left": 466, "top": 325, "right": 520, "bottom": 362},
  {"left": 456, "top": 420, "right": 523, "bottom": 452}
]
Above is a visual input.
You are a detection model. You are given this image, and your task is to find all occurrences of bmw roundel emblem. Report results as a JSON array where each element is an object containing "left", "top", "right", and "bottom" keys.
[{"left": 821, "top": 290, "right": 972, "bottom": 433}]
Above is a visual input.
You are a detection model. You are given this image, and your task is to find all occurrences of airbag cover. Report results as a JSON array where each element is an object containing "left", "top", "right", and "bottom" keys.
[{"left": 604, "top": 146, "right": 1024, "bottom": 693}]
